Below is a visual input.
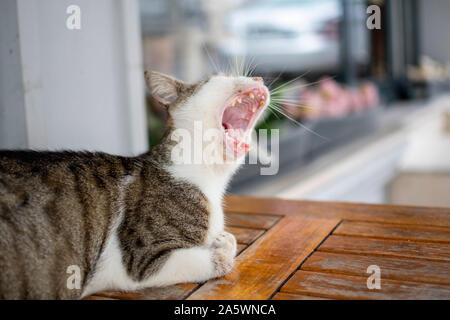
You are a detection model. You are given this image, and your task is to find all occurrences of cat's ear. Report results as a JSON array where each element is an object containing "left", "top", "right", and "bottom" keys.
[{"left": 144, "top": 71, "right": 188, "bottom": 106}]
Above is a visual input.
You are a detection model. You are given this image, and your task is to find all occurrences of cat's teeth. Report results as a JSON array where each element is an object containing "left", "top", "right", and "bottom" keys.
[
  {"left": 231, "top": 100, "right": 236, "bottom": 107},
  {"left": 237, "top": 97, "right": 242, "bottom": 103},
  {"left": 252, "top": 106, "right": 257, "bottom": 112},
  {"left": 249, "top": 92, "right": 254, "bottom": 99}
]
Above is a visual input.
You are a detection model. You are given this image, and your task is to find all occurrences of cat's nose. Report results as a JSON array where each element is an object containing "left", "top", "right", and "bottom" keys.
[{"left": 252, "top": 77, "right": 264, "bottom": 83}]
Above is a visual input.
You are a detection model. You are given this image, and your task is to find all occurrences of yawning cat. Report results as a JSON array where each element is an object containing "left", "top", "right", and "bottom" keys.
[{"left": 0, "top": 71, "right": 270, "bottom": 299}]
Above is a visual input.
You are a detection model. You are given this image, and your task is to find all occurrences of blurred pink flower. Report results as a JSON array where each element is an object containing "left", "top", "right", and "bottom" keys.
[{"left": 282, "top": 78, "right": 379, "bottom": 121}]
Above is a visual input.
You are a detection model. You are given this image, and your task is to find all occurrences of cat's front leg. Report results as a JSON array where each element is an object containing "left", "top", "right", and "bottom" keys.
[{"left": 141, "top": 231, "right": 237, "bottom": 288}]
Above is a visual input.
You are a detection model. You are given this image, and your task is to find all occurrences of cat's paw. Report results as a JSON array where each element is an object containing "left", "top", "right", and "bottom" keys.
[
  {"left": 211, "top": 231, "right": 237, "bottom": 278},
  {"left": 212, "top": 231, "right": 237, "bottom": 254}
]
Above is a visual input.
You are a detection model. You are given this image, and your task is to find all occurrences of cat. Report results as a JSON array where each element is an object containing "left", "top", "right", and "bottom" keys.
[{"left": 0, "top": 71, "right": 269, "bottom": 299}]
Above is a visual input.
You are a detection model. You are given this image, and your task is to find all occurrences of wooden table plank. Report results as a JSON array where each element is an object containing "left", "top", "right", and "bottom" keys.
[
  {"left": 227, "top": 226, "right": 265, "bottom": 245},
  {"left": 226, "top": 212, "right": 281, "bottom": 229},
  {"left": 84, "top": 196, "right": 450, "bottom": 300},
  {"left": 271, "top": 292, "right": 329, "bottom": 300},
  {"left": 319, "top": 235, "right": 450, "bottom": 261},
  {"left": 334, "top": 221, "right": 450, "bottom": 243},
  {"left": 186, "top": 216, "right": 340, "bottom": 300},
  {"left": 95, "top": 283, "right": 198, "bottom": 300},
  {"left": 225, "top": 195, "right": 450, "bottom": 227},
  {"left": 280, "top": 270, "right": 450, "bottom": 300},
  {"left": 301, "top": 252, "right": 450, "bottom": 285}
]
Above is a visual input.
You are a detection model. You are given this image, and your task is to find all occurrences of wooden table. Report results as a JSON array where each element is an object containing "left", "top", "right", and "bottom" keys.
[{"left": 86, "top": 195, "right": 450, "bottom": 300}]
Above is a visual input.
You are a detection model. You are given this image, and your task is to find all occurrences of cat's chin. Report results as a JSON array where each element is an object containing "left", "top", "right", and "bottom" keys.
[{"left": 221, "top": 86, "right": 269, "bottom": 158}]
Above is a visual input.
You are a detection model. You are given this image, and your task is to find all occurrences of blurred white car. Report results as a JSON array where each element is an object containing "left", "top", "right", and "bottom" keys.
[{"left": 219, "top": 0, "right": 368, "bottom": 73}]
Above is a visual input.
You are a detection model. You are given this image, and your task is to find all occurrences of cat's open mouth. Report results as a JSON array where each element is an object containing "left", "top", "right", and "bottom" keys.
[{"left": 221, "top": 86, "right": 269, "bottom": 158}]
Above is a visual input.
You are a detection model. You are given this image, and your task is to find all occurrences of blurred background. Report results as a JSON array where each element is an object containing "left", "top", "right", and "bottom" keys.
[{"left": 1, "top": 0, "right": 449, "bottom": 207}]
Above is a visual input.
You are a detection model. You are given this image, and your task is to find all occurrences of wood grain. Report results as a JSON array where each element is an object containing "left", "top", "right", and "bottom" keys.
[
  {"left": 280, "top": 271, "right": 450, "bottom": 300},
  {"left": 271, "top": 292, "right": 329, "bottom": 300},
  {"left": 224, "top": 195, "right": 450, "bottom": 227},
  {"left": 227, "top": 226, "right": 264, "bottom": 245},
  {"left": 187, "top": 216, "right": 339, "bottom": 300},
  {"left": 96, "top": 283, "right": 198, "bottom": 300},
  {"left": 301, "top": 252, "right": 450, "bottom": 285},
  {"left": 226, "top": 212, "right": 281, "bottom": 229},
  {"left": 334, "top": 221, "right": 450, "bottom": 243},
  {"left": 319, "top": 235, "right": 450, "bottom": 261}
]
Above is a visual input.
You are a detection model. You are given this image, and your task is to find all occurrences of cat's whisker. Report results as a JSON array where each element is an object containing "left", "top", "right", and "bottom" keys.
[
  {"left": 230, "top": 56, "right": 238, "bottom": 77},
  {"left": 270, "top": 102, "right": 308, "bottom": 107},
  {"left": 268, "top": 103, "right": 328, "bottom": 140},
  {"left": 245, "top": 56, "right": 259, "bottom": 77},
  {"left": 274, "top": 103, "right": 315, "bottom": 110},
  {"left": 236, "top": 55, "right": 245, "bottom": 77},
  {"left": 265, "top": 106, "right": 281, "bottom": 120},
  {"left": 267, "top": 70, "right": 285, "bottom": 89},
  {"left": 270, "top": 97, "right": 306, "bottom": 103},
  {"left": 203, "top": 44, "right": 221, "bottom": 75},
  {"left": 226, "top": 58, "right": 236, "bottom": 77},
  {"left": 270, "top": 76, "right": 336, "bottom": 96},
  {"left": 242, "top": 56, "right": 251, "bottom": 77},
  {"left": 269, "top": 96, "right": 316, "bottom": 110},
  {"left": 270, "top": 70, "right": 310, "bottom": 93}
]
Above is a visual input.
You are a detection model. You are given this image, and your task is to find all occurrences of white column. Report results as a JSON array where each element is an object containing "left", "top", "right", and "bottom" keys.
[
  {"left": 0, "top": 0, "right": 148, "bottom": 156},
  {"left": 0, "top": 0, "right": 28, "bottom": 149}
]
